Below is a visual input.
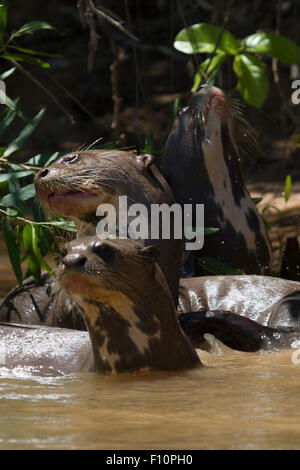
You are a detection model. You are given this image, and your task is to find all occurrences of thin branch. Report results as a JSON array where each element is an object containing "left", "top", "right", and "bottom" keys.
[
  {"left": 77, "top": 0, "right": 87, "bottom": 27},
  {"left": 43, "top": 70, "right": 99, "bottom": 124},
  {"left": 204, "top": 0, "right": 234, "bottom": 76},
  {"left": 0, "top": 157, "right": 41, "bottom": 171},
  {"left": 176, "top": 0, "right": 200, "bottom": 71},
  {"left": 88, "top": 0, "right": 138, "bottom": 42},
  {"left": 85, "top": 2, "right": 100, "bottom": 72},
  {"left": 110, "top": 47, "right": 124, "bottom": 135},
  {"left": 8, "top": 58, "right": 76, "bottom": 125},
  {"left": 104, "top": 22, "right": 125, "bottom": 141},
  {"left": 123, "top": 0, "right": 150, "bottom": 147}
]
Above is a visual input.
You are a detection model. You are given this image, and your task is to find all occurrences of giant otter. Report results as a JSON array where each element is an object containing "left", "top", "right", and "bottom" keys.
[
  {"left": 31, "top": 144, "right": 300, "bottom": 333},
  {"left": 161, "top": 84, "right": 272, "bottom": 277},
  {"left": 0, "top": 149, "right": 182, "bottom": 327},
  {"left": 0, "top": 147, "right": 299, "bottom": 339},
  {"left": 0, "top": 237, "right": 296, "bottom": 379},
  {"left": 0, "top": 237, "right": 201, "bottom": 376},
  {"left": 179, "top": 276, "right": 300, "bottom": 330},
  {"left": 35, "top": 149, "right": 182, "bottom": 306},
  {"left": 0, "top": 88, "right": 297, "bottom": 343},
  {"left": 59, "top": 236, "right": 200, "bottom": 373}
]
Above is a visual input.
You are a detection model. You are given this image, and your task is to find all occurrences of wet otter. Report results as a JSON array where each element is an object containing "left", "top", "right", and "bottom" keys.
[
  {"left": 35, "top": 149, "right": 182, "bottom": 306},
  {"left": 0, "top": 150, "right": 182, "bottom": 327},
  {"left": 7, "top": 237, "right": 289, "bottom": 376},
  {"left": 59, "top": 236, "right": 200, "bottom": 373},
  {"left": 60, "top": 237, "right": 300, "bottom": 357},
  {"left": 0, "top": 238, "right": 199, "bottom": 376},
  {"left": 1, "top": 148, "right": 299, "bottom": 338},
  {"left": 161, "top": 84, "right": 272, "bottom": 277},
  {"left": 0, "top": 322, "right": 94, "bottom": 376},
  {"left": 179, "top": 276, "right": 300, "bottom": 331}
]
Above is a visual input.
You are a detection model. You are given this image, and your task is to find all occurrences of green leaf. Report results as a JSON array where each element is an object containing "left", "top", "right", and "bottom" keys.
[
  {"left": 0, "top": 100, "right": 17, "bottom": 133},
  {"left": 34, "top": 222, "right": 52, "bottom": 256},
  {"left": 31, "top": 224, "right": 54, "bottom": 276},
  {"left": 242, "top": 32, "right": 300, "bottom": 65},
  {"left": 204, "top": 227, "right": 220, "bottom": 235},
  {"left": 192, "top": 52, "right": 228, "bottom": 92},
  {"left": 8, "top": 174, "right": 20, "bottom": 193},
  {"left": 294, "top": 134, "right": 300, "bottom": 147},
  {"left": 0, "top": 3, "right": 7, "bottom": 46},
  {"left": 198, "top": 256, "right": 245, "bottom": 275},
  {"left": 252, "top": 197, "right": 263, "bottom": 205},
  {"left": 0, "top": 183, "right": 36, "bottom": 206},
  {"left": 0, "top": 92, "right": 31, "bottom": 123},
  {"left": 0, "top": 205, "right": 25, "bottom": 217},
  {"left": 0, "top": 66, "right": 15, "bottom": 80},
  {"left": 264, "top": 220, "right": 272, "bottom": 232},
  {"left": 0, "top": 169, "right": 35, "bottom": 182},
  {"left": 14, "top": 224, "right": 22, "bottom": 253},
  {"left": 1, "top": 215, "right": 23, "bottom": 285},
  {"left": 233, "top": 53, "right": 269, "bottom": 108},
  {"left": 42, "top": 219, "right": 77, "bottom": 232},
  {"left": 28, "top": 151, "right": 64, "bottom": 167},
  {"left": 174, "top": 23, "right": 239, "bottom": 55},
  {"left": 5, "top": 207, "right": 18, "bottom": 217},
  {"left": 9, "top": 21, "right": 56, "bottom": 40},
  {"left": 167, "top": 98, "right": 181, "bottom": 130},
  {"left": 144, "top": 131, "right": 154, "bottom": 155},
  {"left": 284, "top": 174, "right": 292, "bottom": 202},
  {"left": 4, "top": 107, "right": 46, "bottom": 157},
  {"left": 22, "top": 224, "right": 41, "bottom": 282},
  {"left": 7, "top": 45, "right": 61, "bottom": 58},
  {"left": 2, "top": 53, "right": 50, "bottom": 68}
]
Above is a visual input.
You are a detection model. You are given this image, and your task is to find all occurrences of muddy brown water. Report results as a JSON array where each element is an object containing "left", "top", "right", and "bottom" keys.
[
  {"left": 0, "top": 188, "right": 300, "bottom": 450},
  {"left": 1, "top": 346, "right": 300, "bottom": 450}
]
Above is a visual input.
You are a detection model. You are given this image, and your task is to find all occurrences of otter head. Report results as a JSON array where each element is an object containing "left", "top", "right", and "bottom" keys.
[
  {"left": 182, "top": 84, "right": 239, "bottom": 161},
  {"left": 161, "top": 84, "right": 244, "bottom": 198},
  {"left": 59, "top": 237, "right": 163, "bottom": 305},
  {"left": 34, "top": 150, "right": 158, "bottom": 236},
  {"left": 59, "top": 236, "right": 199, "bottom": 374}
]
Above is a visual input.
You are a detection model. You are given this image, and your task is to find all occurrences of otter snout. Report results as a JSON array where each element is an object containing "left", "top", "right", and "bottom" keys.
[{"left": 62, "top": 253, "right": 87, "bottom": 270}]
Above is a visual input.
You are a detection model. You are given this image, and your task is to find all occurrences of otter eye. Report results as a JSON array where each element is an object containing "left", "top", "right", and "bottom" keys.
[
  {"left": 92, "top": 242, "right": 114, "bottom": 263},
  {"left": 61, "top": 154, "right": 79, "bottom": 164}
]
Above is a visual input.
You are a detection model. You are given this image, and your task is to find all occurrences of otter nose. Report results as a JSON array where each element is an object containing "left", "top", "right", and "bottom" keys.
[
  {"left": 38, "top": 168, "right": 49, "bottom": 178},
  {"left": 62, "top": 253, "right": 87, "bottom": 269}
]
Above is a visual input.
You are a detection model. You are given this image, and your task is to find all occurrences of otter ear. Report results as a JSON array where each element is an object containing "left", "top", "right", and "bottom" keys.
[
  {"left": 135, "top": 153, "right": 156, "bottom": 171},
  {"left": 141, "top": 245, "right": 160, "bottom": 264}
]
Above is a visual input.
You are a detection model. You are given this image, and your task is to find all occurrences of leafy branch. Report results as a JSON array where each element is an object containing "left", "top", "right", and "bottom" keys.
[{"left": 174, "top": 23, "right": 300, "bottom": 108}]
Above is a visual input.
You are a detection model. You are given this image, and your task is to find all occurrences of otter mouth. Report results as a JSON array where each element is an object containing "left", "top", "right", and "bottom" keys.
[
  {"left": 48, "top": 189, "right": 99, "bottom": 205},
  {"left": 60, "top": 271, "right": 98, "bottom": 296},
  {"left": 190, "top": 91, "right": 227, "bottom": 129},
  {"left": 47, "top": 189, "right": 101, "bottom": 216}
]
